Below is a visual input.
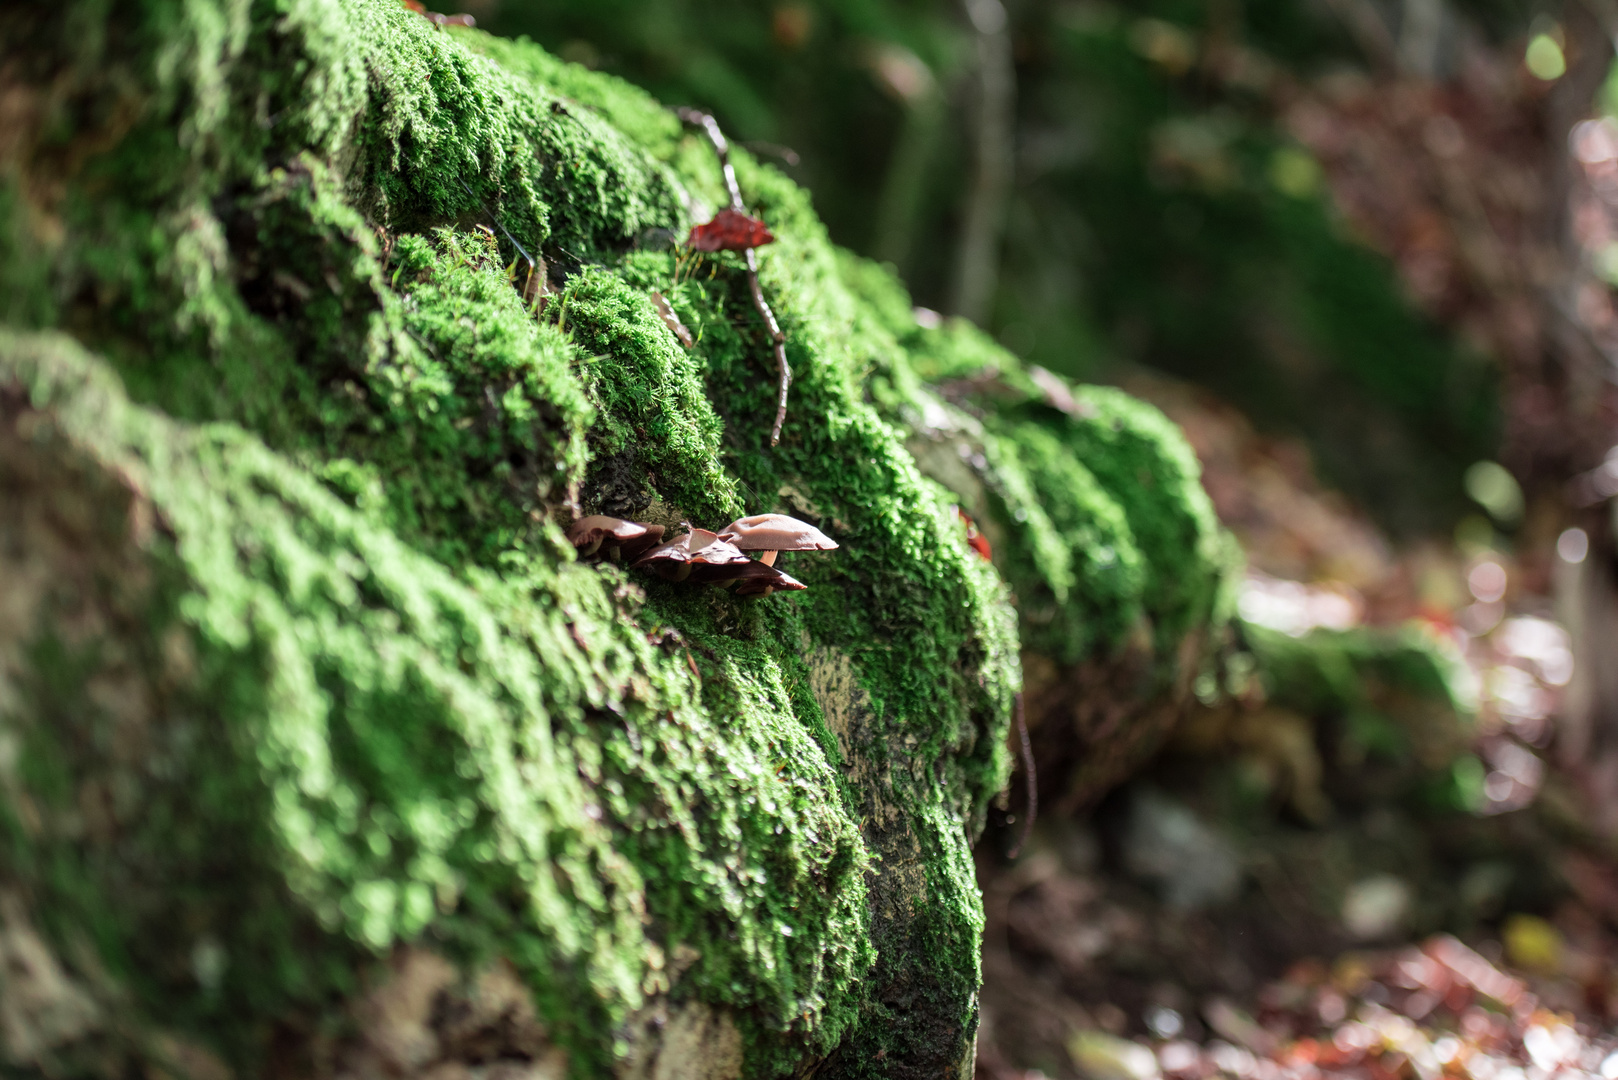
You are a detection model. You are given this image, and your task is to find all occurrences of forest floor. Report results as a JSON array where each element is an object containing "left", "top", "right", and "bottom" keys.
[
  {"left": 973, "top": 377, "right": 1618, "bottom": 1080},
  {"left": 975, "top": 803, "right": 1618, "bottom": 1080}
]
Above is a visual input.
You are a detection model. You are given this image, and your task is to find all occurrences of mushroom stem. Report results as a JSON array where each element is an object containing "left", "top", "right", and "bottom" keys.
[{"left": 759, "top": 550, "right": 778, "bottom": 567}]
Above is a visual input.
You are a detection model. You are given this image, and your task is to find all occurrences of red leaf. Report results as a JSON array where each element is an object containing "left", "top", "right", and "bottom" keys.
[
  {"left": 686, "top": 209, "right": 775, "bottom": 252},
  {"left": 957, "top": 508, "right": 993, "bottom": 561}
]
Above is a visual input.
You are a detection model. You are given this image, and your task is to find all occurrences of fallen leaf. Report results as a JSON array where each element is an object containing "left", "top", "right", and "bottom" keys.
[{"left": 687, "top": 208, "right": 775, "bottom": 252}]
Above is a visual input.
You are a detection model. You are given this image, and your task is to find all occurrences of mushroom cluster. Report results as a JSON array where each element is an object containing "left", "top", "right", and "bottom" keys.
[
  {"left": 565, "top": 513, "right": 837, "bottom": 597},
  {"left": 564, "top": 516, "right": 667, "bottom": 561}
]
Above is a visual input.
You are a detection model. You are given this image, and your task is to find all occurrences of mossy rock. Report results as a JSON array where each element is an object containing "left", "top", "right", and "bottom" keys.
[
  {"left": 0, "top": 2, "right": 1231, "bottom": 1076},
  {"left": 850, "top": 277, "right": 1238, "bottom": 813}
]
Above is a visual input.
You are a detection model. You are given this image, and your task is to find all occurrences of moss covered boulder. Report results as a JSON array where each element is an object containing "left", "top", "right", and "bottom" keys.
[
  {"left": 0, "top": 2, "right": 1231, "bottom": 1076},
  {"left": 850, "top": 275, "right": 1239, "bottom": 817}
]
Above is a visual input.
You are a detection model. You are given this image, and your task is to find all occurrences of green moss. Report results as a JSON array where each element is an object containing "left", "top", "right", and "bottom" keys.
[
  {"left": 560, "top": 266, "right": 742, "bottom": 525},
  {"left": 373, "top": 227, "right": 592, "bottom": 562},
  {"left": 573, "top": 154, "right": 1023, "bottom": 1071},
  {"left": 0, "top": 1, "right": 1234, "bottom": 1075},
  {"left": 1059, "top": 385, "right": 1226, "bottom": 647},
  {"left": 1245, "top": 621, "right": 1474, "bottom": 734},
  {"left": 461, "top": 32, "right": 688, "bottom": 161},
  {"left": 852, "top": 281, "right": 1227, "bottom": 668},
  {"left": 1, "top": 329, "right": 872, "bottom": 1075},
  {"left": 1241, "top": 620, "right": 1478, "bottom": 811},
  {"left": 992, "top": 420, "right": 1146, "bottom": 663}
]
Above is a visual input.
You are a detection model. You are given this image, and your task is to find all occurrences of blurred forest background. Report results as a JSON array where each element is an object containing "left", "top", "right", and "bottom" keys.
[
  {"left": 475, "top": 0, "right": 1606, "bottom": 534},
  {"left": 457, "top": 1, "right": 1618, "bottom": 1077}
]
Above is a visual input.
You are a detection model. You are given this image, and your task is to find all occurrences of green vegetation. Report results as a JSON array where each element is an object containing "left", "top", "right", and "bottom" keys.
[
  {"left": 0, "top": 1, "right": 1234, "bottom": 1074},
  {"left": 1245, "top": 622, "right": 1480, "bottom": 810}
]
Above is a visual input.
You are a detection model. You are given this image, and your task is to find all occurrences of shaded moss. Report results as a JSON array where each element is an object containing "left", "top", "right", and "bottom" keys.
[{"left": 1241, "top": 620, "right": 1479, "bottom": 814}]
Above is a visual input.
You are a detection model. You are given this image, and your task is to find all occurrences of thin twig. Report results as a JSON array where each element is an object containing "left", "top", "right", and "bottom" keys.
[
  {"left": 1005, "top": 691, "right": 1037, "bottom": 859},
  {"left": 744, "top": 247, "right": 791, "bottom": 444},
  {"left": 458, "top": 178, "right": 537, "bottom": 273},
  {"left": 677, "top": 107, "right": 792, "bottom": 446},
  {"left": 461, "top": 177, "right": 546, "bottom": 312}
]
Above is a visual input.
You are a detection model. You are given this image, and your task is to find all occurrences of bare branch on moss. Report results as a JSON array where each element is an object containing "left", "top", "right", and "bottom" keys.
[
  {"left": 677, "top": 107, "right": 793, "bottom": 446},
  {"left": 649, "top": 291, "right": 693, "bottom": 348}
]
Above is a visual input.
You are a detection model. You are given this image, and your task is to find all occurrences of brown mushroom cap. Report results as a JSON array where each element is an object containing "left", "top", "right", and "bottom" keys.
[
  {"left": 716, "top": 514, "right": 838, "bottom": 553},
  {"left": 567, "top": 516, "right": 664, "bottom": 560},
  {"left": 732, "top": 565, "right": 808, "bottom": 596},
  {"left": 632, "top": 529, "right": 727, "bottom": 563},
  {"left": 618, "top": 525, "right": 668, "bottom": 562},
  {"left": 632, "top": 531, "right": 750, "bottom": 581},
  {"left": 682, "top": 527, "right": 723, "bottom": 553},
  {"left": 685, "top": 549, "right": 768, "bottom": 585},
  {"left": 567, "top": 515, "right": 643, "bottom": 545},
  {"left": 568, "top": 515, "right": 647, "bottom": 553},
  {"left": 630, "top": 530, "right": 808, "bottom": 595},
  {"left": 631, "top": 540, "right": 694, "bottom": 581}
]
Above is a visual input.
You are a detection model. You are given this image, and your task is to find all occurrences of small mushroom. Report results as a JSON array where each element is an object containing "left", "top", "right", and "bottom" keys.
[
  {"left": 632, "top": 530, "right": 750, "bottom": 582},
  {"left": 682, "top": 527, "right": 723, "bottom": 553},
  {"left": 567, "top": 516, "right": 665, "bottom": 561},
  {"left": 680, "top": 550, "right": 807, "bottom": 595},
  {"left": 731, "top": 564, "right": 807, "bottom": 597},
  {"left": 716, "top": 514, "right": 838, "bottom": 567},
  {"left": 687, "top": 544, "right": 771, "bottom": 584},
  {"left": 618, "top": 526, "right": 669, "bottom": 562},
  {"left": 631, "top": 537, "right": 695, "bottom": 581}
]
